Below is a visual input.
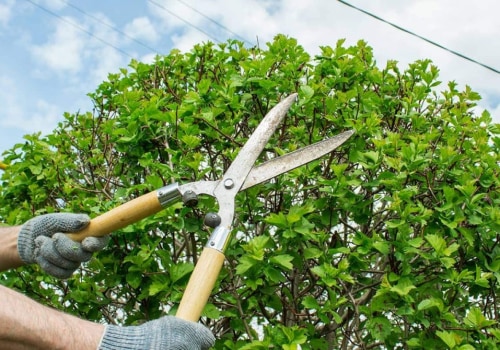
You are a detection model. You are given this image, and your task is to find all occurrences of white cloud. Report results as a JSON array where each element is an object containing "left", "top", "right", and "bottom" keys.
[
  {"left": 40, "top": 0, "right": 67, "bottom": 11},
  {"left": 0, "top": 76, "right": 23, "bottom": 123},
  {"left": 21, "top": 99, "right": 61, "bottom": 135},
  {"left": 170, "top": 29, "right": 211, "bottom": 52},
  {"left": 0, "top": 0, "right": 13, "bottom": 27},
  {"left": 87, "top": 45, "right": 126, "bottom": 85},
  {"left": 82, "top": 15, "right": 131, "bottom": 83},
  {"left": 124, "top": 16, "right": 160, "bottom": 43},
  {"left": 30, "top": 15, "right": 86, "bottom": 74},
  {"left": 148, "top": 0, "right": 195, "bottom": 31},
  {"left": 0, "top": 76, "right": 59, "bottom": 134},
  {"left": 27, "top": 10, "right": 132, "bottom": 96}
]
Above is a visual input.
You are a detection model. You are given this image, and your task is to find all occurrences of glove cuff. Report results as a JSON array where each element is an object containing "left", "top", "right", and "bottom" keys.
[
  {"left": 98, "top": 317, "right": 214, "bottom": 350},
  {"left": 98, "top": 325, "right": 145, "bottom": 350},
  {"left": 18, "top": 221, "right": 36, "bottom": 264}
]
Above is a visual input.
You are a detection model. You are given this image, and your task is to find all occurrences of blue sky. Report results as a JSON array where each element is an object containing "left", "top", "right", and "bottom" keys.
[{"left": 1, "top": 0, "right": 500, "bottom": 158}]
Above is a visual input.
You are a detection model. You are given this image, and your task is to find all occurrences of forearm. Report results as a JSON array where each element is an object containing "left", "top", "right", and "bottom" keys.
[
  {"left": 0, "top": 226, "right": 25, "bottom": 272},
  {"left": 0, "top": 284, "right": 104, "bottom": 350}
]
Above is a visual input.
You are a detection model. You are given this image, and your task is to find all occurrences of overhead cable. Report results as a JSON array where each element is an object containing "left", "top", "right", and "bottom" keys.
[
  {"left": 60, "top": 0, "right": 162, "bottom": 55},
  {"left": 147, "top": 0, "right": 221, "bottom": 43},
  {"left": 338, "top": 0, "right": 500, "bottom": 75},
  {"left": 24, "top": 0, "right": 136, "bottom": 59},
  {"left": 175, "top": 0, "right": 254, "bottom": 46}
]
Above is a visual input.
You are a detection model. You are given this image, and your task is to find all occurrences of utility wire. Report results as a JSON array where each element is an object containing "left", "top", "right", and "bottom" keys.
[
  {"left": 59, "top": 0, "right": 163, "bottom": 55},
  {"left": 24, "top": 0, "right": 136, "bottom": 59},
  {"left": 147, "top": 0, "right": 221, "bottom": 43},
  {"left": 175, "top": 0, "right": 253, "bottom": 46},
  {"left": 337, "top": 0, "right": 500, "bottom": 75}
]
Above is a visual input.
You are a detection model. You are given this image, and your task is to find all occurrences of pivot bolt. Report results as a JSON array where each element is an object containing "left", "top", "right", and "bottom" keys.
[{"left": 224, "top": 178, "right": 234, "bottom": 189}]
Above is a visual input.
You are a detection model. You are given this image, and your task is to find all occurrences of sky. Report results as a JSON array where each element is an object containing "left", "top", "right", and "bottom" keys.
[{"left": 1, "top": 0, "right": 499, "bottom": 157}]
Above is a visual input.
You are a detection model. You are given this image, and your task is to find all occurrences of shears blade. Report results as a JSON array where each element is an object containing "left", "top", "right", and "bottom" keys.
[
  {"left": 213, "top": 93, "right": 298, "bottom": 198},
  {"left": 241, "top": 129, "right": 354, "bottom": 190}
]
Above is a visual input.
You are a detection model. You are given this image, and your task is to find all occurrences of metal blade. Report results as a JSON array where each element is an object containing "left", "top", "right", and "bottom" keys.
[
  {"left": 241, "top": 129, "right": 354, "bottom": 190},
  {"left": 215, "top": 93, "right": 298, "bottom": 194},
  {"left": 212, "top": 93, "right": 297, "bottom": 227}
]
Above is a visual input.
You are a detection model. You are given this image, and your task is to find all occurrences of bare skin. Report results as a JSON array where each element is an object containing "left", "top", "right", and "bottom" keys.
[
  {"left": 0, "top": 226, "right": 24, "bottom": 271},
  {"left": 0, "top": 226, "right": 105, "bottom": 350}
]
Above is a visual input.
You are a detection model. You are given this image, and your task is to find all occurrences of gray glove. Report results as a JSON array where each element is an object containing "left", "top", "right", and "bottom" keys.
[
  {"left": 99, "top": 316, "right": 215, "bottom": 350},
  {"left": 18, "top": 213, "right": 109, "bottom": 279}
]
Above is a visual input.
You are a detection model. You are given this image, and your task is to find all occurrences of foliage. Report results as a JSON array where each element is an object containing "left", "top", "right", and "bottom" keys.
[{"left": 1, "top": 35, "right": 499, "bottom": 349}]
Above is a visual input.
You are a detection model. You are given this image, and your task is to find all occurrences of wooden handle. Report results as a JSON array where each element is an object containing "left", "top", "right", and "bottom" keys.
[
  {"left": 66, "top": 191, "right": 163, "bottom": 242},
  {"left": 176, "top": 247, "right": 226, "bottom": 321}
]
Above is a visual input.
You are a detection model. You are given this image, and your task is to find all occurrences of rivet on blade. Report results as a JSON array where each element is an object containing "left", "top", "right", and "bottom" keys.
[{"left": 224, "top": 178, "right": 234, "bottom": 189}]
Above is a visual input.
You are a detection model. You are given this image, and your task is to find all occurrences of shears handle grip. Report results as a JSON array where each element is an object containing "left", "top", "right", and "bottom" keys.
[
  {"left": 176, "top": 246, "right": 225, "bottom": 321},
  {"left": 66, "top": 183, "right": 181, "bottom": 242},
  {"left": 65, "top": 191, "right": 164, "bottom": 241}
]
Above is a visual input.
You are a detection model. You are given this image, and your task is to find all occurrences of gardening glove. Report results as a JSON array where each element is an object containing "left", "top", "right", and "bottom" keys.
[
  {"left": 18, "top": 213, "right": 109, "bottom": 279},
  {"left": 99, "top": 316, "right": 215, "bottom": 350}
]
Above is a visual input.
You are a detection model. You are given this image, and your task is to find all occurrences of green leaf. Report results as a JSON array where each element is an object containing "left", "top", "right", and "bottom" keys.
[
  {"left": 126, "top": 271, "right": 142, "bottom": 289},
  {"left": 417, "top": 297, "right": 444, "bottom": 312},
  {"left": 457, "top": 345, "right": 476, "bottom": 350},
  {"left": 236, "top": 255, "right": 259, "bottom": 275},
  {"left": 202, "top": 303, "right": 221, "bottom": 319},
  {"left": 408, "top": 237, "right": 424, "bottom": 248},
  {"left": 464, "top": 307, "right": 496, "bottom": 329},
  {"left": 287, "top": 203, "right": 315, "bottom": 224},
  {"left": 149, "top": 279, "right": 168, "bottom": 296},
  {"left": 180, "top": 134, "right": 201, "bottom": 148},
  {"left": 390, "top": 278, "right": 416, "bottom": 296},
  {"left": 443, "top": 242, "right": 460, "bottom": 257},
  {"left": 311, "top": 264, "right": 338, "bottom": 287},
  {"left": 302, "top": 295, "right": 320, "bottom": 309},
  {"left": 300, "top": 85, "right": 314, "bottom": 100},
  {"left": 425, "top": 234, "right": 446, "bottom": 254},
  {"left": 440, "top": 257, "right": 456, "bottom": 269},
  {"left": 265, "top": 212, "right": 288, "bottom": 228},
  {"left": 373, "top": 240, "right": 390, "bottom": 255},
  {"left": 293, "top": 217, "right": 316, "bottom": 237},
  {"left": 406, "top": 338, "right": 420, "bottom": 347},
  {"left": 436, "top": 330, "right": 458, "bottom": 348},
  {"left": 270, "top": 254, "right": 294, "bottom": 270},
  {"left": 245, "top": 277, "right": 264, "bottom": 290},
  {"left": 264, "top": 266, "right": 286, "bottom": 282},
  {"left": 170, "top": 263, "right": 194, "bottom": 283},
  {"left": 366, "top": 317, "right": 393, "bottom": 341},
  {"left": 303, "top": 247, "right": 322, "bottom": 259}
]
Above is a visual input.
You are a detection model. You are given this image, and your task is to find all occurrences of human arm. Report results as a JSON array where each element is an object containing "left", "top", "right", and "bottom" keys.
[
  {"left": 0, "top": 284, "right": 104, "bottom": 350},
  {"left": 0, "top": 284, "right": 214, "bottom": 350},
  {"left": 0, "top": 225, "right": 24, "bottom": 272}
]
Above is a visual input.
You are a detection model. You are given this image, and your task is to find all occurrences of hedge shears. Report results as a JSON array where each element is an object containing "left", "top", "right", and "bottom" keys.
[{"left": 66, "top": 93, "right": 354, "bottom": 321}]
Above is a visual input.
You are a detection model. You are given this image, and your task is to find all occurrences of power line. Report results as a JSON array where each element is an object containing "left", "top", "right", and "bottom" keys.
[
  {"left": 337, "top": 0, "right": 500, "bottom": 75},
  {"left": 175, "top": 0, "right": 253, "bottom": 46},
  {"left": 24, "top": 0, "right": 136, "bottom": 59},
  {"left": 59, "top": 0, "right": 162, "bottom": 55},
  {"left": 147, "top": 0, "right": 221, "bottom": 43}
]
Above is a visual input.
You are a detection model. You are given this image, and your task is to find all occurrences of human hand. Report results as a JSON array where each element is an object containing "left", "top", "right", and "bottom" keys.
[
  {"left": 18, "top": 213, "right": 109, "bottom": 279},
  {"left": 99, "top": 315, "right": 215, "bottom": 350}
]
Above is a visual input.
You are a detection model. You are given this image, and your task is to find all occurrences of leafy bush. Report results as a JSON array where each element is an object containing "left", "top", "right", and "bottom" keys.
[{"left": 1, "top": 35, "right": 499, "bottom": 349}]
